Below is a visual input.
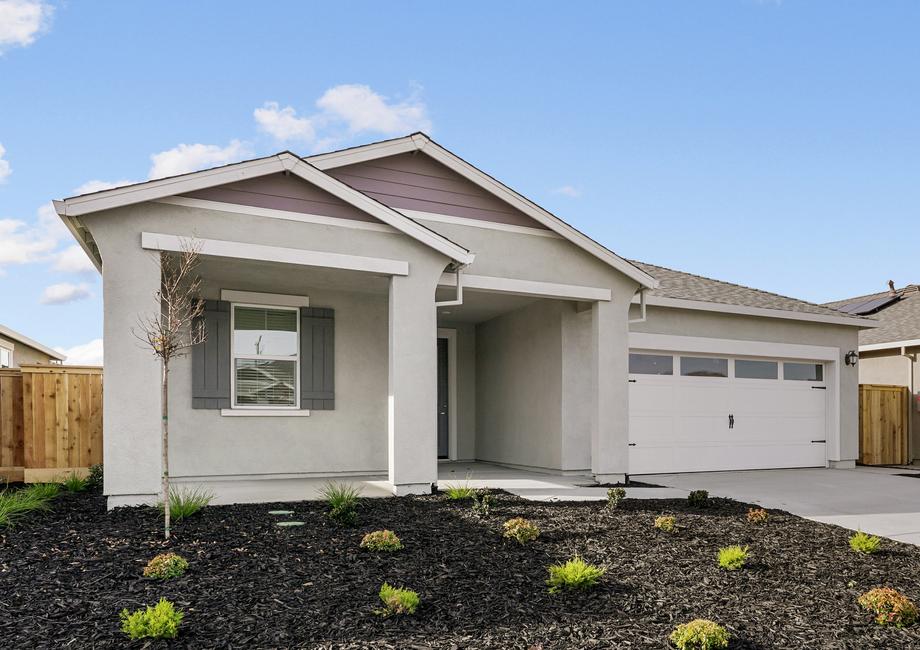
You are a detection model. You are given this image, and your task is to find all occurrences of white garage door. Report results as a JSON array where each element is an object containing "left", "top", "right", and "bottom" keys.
[{"left": 628, "top": 351, "right": 827, "bottom": 474}]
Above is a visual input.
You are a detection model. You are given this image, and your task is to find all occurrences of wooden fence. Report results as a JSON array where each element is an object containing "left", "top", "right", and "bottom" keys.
[
  {"left": 858, "top": 383, "right": 908, "bottom": 466},
  {"left": 0, "top": 365, "right": 102, "bottom": 483}
]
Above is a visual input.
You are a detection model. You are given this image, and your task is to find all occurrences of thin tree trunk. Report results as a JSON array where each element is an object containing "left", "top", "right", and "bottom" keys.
[{"left": 162, "top": 360, "right": 170, "bottom": 540}]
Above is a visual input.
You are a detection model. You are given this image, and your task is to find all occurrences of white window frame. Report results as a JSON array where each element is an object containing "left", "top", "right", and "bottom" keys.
[
  {"left": 0, "top": 346, "right": 11, "bottom": 368},
  {"left": 229, "top": 301, "right": 301, "bottom": 410}
]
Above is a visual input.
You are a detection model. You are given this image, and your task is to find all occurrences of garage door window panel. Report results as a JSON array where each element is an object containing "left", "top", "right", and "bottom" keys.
[
  {"left": 680, "top": 356, "right": 728, "bottom": 378},
  {"left": 735, "top": 359, "right": 778, "bottom": 380},
  {"left": 629, "top": 353, "right": 673, "bottom": 375},
  {"left": 784, "top": 362, "right": 823, "bottom": 382}
]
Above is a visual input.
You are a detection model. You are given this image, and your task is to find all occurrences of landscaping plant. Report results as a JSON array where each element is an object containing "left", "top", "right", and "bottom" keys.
[
  {"left": 377, "top": 582, "right": 420, "bottom": 616},
  {"left": 546, "top": 555, "right": 606, "bottom": 593},
  {"left": 606, "top": 487, "right": 626, "bottom": 510},
  {"left": 135, "top": 241, "right": 205, "bottom": 540},
  {"left": 857, "top": 587, "right": 918, "bottom": 627},
  {"left": 850, "top": 530, "right": 882, "bottom": 555},
  {"left": 0, "top": 483, "right": 58, "bottom": 528},
  {"left": 60, "top": 472, "right": 88, "bottom": 493},
  {"left": 747, "top": 508, "right": 768, "bottom": 524},
  {"left": 360, "top": 530, "right": 403, "bottom": 552},
  {"left": 143, "top": 552, "right": 189, "bottom": 579},
  {"left": 503, "top": 517, "right": 540, "bottom": 544},
  {"left": 86, "top": 463, "right": 104, "bottom": 490},
  {"left": 688, "top": 490, "right": 709, "bottom": 507},
  {"left": 717, "top": 545, "right": 749, "bottom": 571},
  {"left": 444, "top": 481, "right": 476, "bottom": 500},
  {"left": 654, "top": 515, "right": 677, "bottom": 533},
  {"left": 120, "top": 598, "right": 184, "bottom": 640},
  {"left": 471, "top": 489, "right": 494, "bottom": 517},
  {"left": 321, "top": 481, "right": 360, "bottom": 526},
  {"left": 669, "top": 619, "right": 730, "bottom": 650},
  {"left": 158, "top": 486, "right": 213, "bottom": 522}
]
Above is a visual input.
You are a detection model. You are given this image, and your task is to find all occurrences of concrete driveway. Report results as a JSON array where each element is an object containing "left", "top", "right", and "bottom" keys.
[{"left": 643, "top": 466, "right": 920, "bottom": 546}]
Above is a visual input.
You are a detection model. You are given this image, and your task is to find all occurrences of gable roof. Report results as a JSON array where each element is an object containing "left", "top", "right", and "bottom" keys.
[
  {"left": 54, "top": 151, "right": 475, "bottom": 271},
  {"left": 0, "top": 323, "right": 66, "bottom": 361},
  {"left": 631, "top": 260, "right": 873, "bottom": 328},
  {"left": 307, "top": 133, "right": 659, "bottom": 290},
  {"left": 825, "top": 285, "right": 920, "bottom": 346}
]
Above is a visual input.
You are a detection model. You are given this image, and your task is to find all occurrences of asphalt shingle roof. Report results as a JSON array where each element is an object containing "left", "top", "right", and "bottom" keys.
[
  {"left": 825, "top": 286, "right": 920, "bottom": 345},
  {"left": 631, "top": 260, "right": 867, "bottom": 321}
]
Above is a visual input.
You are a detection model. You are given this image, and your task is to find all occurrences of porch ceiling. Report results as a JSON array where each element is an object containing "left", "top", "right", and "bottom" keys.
[
  {"left": 197, "top": 257, "right": 390, "bottom": 296},
  {"left": 436, "top": 287, "right": 540, "bottom": 324}
]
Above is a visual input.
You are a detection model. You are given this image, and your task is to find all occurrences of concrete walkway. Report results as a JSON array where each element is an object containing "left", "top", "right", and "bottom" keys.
[{"left": 642, "top": 466, "right": 920, "bottom": 546}]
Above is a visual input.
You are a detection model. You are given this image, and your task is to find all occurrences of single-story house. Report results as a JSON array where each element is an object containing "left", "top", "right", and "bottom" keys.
[
  {"left": 0, "top": 323, "right": 65, "bottom": 368},
  {"left": 54, "top": 133, "right": 873, "bottom": 507},
  {"left": 826, "top": 283, "right": 920, "bottom": 460}
]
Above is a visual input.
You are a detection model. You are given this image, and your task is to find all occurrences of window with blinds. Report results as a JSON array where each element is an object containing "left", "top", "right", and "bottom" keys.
[{"left": 232, "top": 305, "right": 299, "bottom": 407}]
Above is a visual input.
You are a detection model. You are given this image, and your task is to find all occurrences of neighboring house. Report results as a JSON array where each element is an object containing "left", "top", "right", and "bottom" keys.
[
  {"left": 0, "top": 324, "right": 65, "bottom": 368},
  {"left": 54, "top": 133, "right": 872, "bottom": 507},
  {"left": 826, "top": 283, "right": 920, "bottom": 460}
]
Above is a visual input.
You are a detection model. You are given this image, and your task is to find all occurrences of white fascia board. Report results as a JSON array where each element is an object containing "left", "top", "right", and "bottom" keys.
[
  {"left": 859, "top": 338, "right": 920, "bottom": 352},
  {"left": 635, "top": 294, "right": 876, "bottom": 328},
  {"left": 439, "top": 272, "right": 611, "bottom": 301},
  {"left": 220, "top": 290, "right": 309, "bottom": 308},
  {"left": 629, "top": 332, "right": 840, "bottom": 362},
  {"left": 309, "top": 135, "right": 658, "bottom": 290},
  {"left": 55, "top": 207, "right": 103, "bottom": 272},
  {"left": 0, "top": 324, "right": 66, "bottom": 361},
  {"left": 141, "top": 232, "right": 409, "bottom": 276},
  {"left": 402, "top": 208, "right": 562, "bottom": 239}
]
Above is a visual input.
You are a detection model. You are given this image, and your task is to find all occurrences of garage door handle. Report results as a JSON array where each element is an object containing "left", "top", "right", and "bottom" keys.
[
  {"left": 728, "top": 414, "right": 734, "bottom": 429},
  {"left": 811, "top": 386, "right": 827, "bottom": 390}
]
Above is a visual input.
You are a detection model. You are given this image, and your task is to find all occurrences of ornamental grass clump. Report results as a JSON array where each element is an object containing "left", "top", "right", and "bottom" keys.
[
  {"left": 503, "top": 517, "right": 540, "bottom": 544},
  {"left": 0, "top": 483, "right": 58, "bottom": 528},
  {"left": 546, "top": 555, "right": 606, "bottom": 594},
  {"left": 850, "top": 530, "right": 882, "bottom": 555},
  {"left": 143, "top": 553, "right": 189, "bottom": 580},
  {"left": 688, "top": 490, "right": 709, "bottom": 507},
  {"left": 321, "top": 481, "right": 361, "bottom": 526},
  {"left": 747, "top": 508, "right": 768, "bottom": 524},
  {"left": 360, "top": 530, "right": 403, "bottom": 552},
  {"left": 857, "top": 587, "right": 918, "bottom": 627},
  {"left": 377, "top": 582, "right": 420, "bottom": 616},
  {"left": 444, "top": 481, "right": 476, "bottom": 500},
  {"left": 669, "top": 619, "right": 730, "bottom": 650},
  {"left": 120, "top": 598, "right": 184, "bottom": 640},
  {"left": 654, "top": 515, "right": 677, "bottom": 533},
  {"left": 60, "top": 472, "right": 89, "bottom": 493},
  {"left": 606, "top": 487, "right": 626, "bottom": 510},
  {"left": 717, "top": 545, "right": 749, "bottom": 571},
  {"left": 158, "top": 486, "right": 213, "bottom": 522}
]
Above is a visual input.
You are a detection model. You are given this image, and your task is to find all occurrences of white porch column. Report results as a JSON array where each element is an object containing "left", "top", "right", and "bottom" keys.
[
  {"left": 387, "top": 266, "right": 442, "bottom": 495},
  {"left": 591, "top": 298, "right": 630, "bottom": 483}
]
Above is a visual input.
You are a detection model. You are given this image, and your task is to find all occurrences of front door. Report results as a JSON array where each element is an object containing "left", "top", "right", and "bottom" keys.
[{"left": 437, "top": 337, "right": 449, "bottom": 458}]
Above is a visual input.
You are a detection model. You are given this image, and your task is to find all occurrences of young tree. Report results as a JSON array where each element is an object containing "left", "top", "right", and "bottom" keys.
[{"left": 135, "top": 241, "right": 205, "bottom": 539}]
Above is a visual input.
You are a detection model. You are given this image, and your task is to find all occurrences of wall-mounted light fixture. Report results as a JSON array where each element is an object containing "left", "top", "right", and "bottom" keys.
[{"left": 844, "top": 350, "right": 859, "bottom": 366}]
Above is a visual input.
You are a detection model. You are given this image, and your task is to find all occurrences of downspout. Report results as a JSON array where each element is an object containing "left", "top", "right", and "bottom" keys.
[
  {"left": 628, "top": 288, "right": 648, "bottom": 324},
  {"left": 435, "top": 265, "right": 465, "bottom": 308}
]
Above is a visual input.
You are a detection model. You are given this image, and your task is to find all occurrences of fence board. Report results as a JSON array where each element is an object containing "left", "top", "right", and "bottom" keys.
[{"left": 859, "top": 383, "right": 908, "bottom": 465}]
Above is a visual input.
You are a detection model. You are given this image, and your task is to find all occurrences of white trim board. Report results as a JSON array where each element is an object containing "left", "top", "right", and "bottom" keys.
[
  {"left": 632, "top": 294, "right": 875, "bottom": 328},
  {"left": 402, "top": 208, "right": 562, "bottom": 239},
  {"left": 860, "top": 338, "right": 920, "bottom": 352},
  {"left": 141, "top": 232, "right": 410, "bottom": 276},
  {"left": 439, "top": 273, "right": 611, "bottom": 302},
  {"left": 220, "top": 290, "right": 309, "bottom": 308}
]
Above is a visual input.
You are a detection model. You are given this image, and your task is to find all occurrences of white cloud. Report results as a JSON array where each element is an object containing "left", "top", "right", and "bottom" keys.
[
  {"left": 552, "top": 185, "right": 582, "bottom": 198},
  {"left": 0, "top": 142, "right": 10, "bottom": 182},
  {"left": 148, "top": 140, "right": 250, "bottom": 180},
  {"left": 316, "top": 83, "right": 431, "bottom": 135},
  {"left": 0, "top": 0, "right": 53, "bottom": 54},
  {"left": 254, "top": 102, "right": 315, "bottom": 143},
  {"left": 55, "top": 338, "right": 103, "bottom": 366},
  {"left": 40, "top": 282, "right": 92, "bottom": 305},
  {"left": 52, "top": 244, "right": 95, "bottom": 273}
]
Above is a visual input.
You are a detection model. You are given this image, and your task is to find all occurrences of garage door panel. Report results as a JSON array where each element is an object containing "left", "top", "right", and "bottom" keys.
[
  {"left": 629, "top": 442, "right": 826, "bottom": 474},
  {"left": 733, "top": 385, "right": 825, "bottom": 417},
  {"left": 674, "top": 384, "right": 731, "bottom": 415},
  {"left": 628, "top": 383, "right": 676, "bottom": 413}
]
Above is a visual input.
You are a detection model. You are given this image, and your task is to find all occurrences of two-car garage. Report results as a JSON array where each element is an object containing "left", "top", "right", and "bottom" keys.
[{"left": 627, "top": 344, "right": 832, "bottom": 475}]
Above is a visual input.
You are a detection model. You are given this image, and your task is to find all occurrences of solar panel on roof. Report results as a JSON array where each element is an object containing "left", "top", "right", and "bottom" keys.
[{"left": 836, "top": 295, "right": 900, "bottom": 315}]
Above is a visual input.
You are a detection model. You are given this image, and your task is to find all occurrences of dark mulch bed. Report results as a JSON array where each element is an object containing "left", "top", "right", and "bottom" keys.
[
  {"left": 585, "top": 480, "right": 664, "bottom": 488},
  {"left": 2, "top": 489, "right": 920, "bottom": 649}
]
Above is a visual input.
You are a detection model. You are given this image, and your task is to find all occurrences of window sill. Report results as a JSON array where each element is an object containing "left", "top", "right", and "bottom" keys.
[{"left": 220, "top": 409, "right": 311, "bottom": 417}]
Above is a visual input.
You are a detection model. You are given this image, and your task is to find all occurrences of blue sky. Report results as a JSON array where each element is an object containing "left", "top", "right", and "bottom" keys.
[{"left": 1, "top": 1, "right": 918, "bottom": 363}]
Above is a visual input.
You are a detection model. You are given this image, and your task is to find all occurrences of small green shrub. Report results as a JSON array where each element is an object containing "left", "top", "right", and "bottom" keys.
[
  {"left": 503, "top": 517, "right": 540, "bottom": 544},
  {"left": 717, "top": 545, "right": 749, "bottom": 571},
  {"left": 858, "top": 587, "right": 918, "bottom": 627},
  {"left": 86, "top": 463, "right": 104, "bottom": 489},
  {"left": 669, "top": 619, "right": 730, "bottom": 650},
  {"left": 377, "top": 582, "right": 420, "bottom": 616},
  {"left": 61, "top": 472, "right": 88, "bottom": 493},
  {"left": 444, "top": 482, "right": 476, "bottom": 500},
  {"left": 26, "top": 482, "right": 60, "bottom": 500},
  {"left": 850, "top": 530, "right": 882, "bottom": 555},
  {"left": 546, "top": 555, "right": 606, "bottom": 594},
  {"left": 120, "top": 598, "right": 184, "bottom": 640},
  {"left": 747, "top": 508, "right": 768, "bottom": 524},
  {"left": 360, "top": 530, "right": 403, "bottom": 552},
  {"left": 606, "top": 487, "right": 626, "bottom": 510},
  {"left": 688, "top": 490, "right": 709, "bottom": 507},
  {"left": 654, "top": 515, "right": 677, "bottom": 533},
  {"left": 143, "top": 552, "right": 189, "bottom": 579},
  {"left": 321, "top": 482, "right": 360, "bottom": 526},
  {"left": 158, "top": 486, "right": 213, "bottom": 522},
  {"left": 0, "top": 483, "right": 58, "bottom": 527},
  {"left": 471, "top": 489, "right": 494, "bottom": 517}
]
